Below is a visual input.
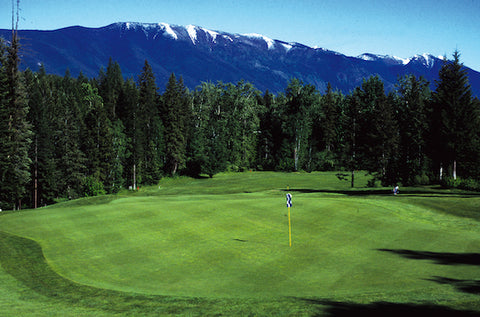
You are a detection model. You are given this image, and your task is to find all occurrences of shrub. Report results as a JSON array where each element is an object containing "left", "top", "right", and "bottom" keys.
[
  {"left": 226, "top": 164, "right": 239, "bottom": 172},
  {"left": 277, "top": 158, "right": 294, "bottom": 172},
  {"left": 367, "top": 178, "right": 382, "bottom": 188},
  {"left": 414, "top": 173, "right": 430, "bottom": 185},
  {"left": 459, "top": 178, "right": 480, "bottom": 191},
  {"left": 83, "top": 176, "right": 106, "bottom": 197},
  {"left": 441, "top": 177, "right": 480, "bottom": 191}
]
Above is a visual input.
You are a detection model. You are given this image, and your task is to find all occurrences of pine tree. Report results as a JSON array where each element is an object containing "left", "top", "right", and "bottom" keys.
[
  {"left": 430, "top": 51, "right": 478, "bottom": 180},
  {"left": 283, "top": 79, "right": 317, "bottom": 171},
  {"left": 136, "top": 60, "right": 163, "bottom": 184},
  {"left": 256, "top": 90, "right": 283, "bottom": 170},
  {"left": 109, "top": 119, "right": 128, "bottom": 192},
  {"left": 99, "top": 58, "right": 124, "bottom": 118},
  {"left": 204, "top": 84, "right": 229, "bottom": 177},
  {"left": 321, "top": 83, "right": 340, "bottom": 152},
  {"left": 118, "top": 78, "right": 137, "bottom": 188},
  {"left": 342, "top": 76, "right": 398, "bottom": 186},
  {"left": 219, "top": 81, "right": 259, "bottom": 170},
  {"left": 396, "top": 75, "right": 431, "bottom": 185},
  {"left": 162, "top": 73, "right": 191, "bottom": 175},
  {"left": 0, "top": 27, "right": 32, "bottom": 210},
  {"left": 81, "top": 82, "right": 114, "bottom": 193},
  {"left": 189, "top": 82, "right": 228, "bottom": 178},
  {"left": 53, "top": 72, "right": 86, "bottom": 199},
  {"left": 354, "top": 75, "right": 398, "bottom": 184},
  {"left": 313, "top": 83, "right": 343, "bottom": 170},
  {"left": 343, "top": 88, "right": 361, "bottom": 187},
  {"left": 24, "top": 67, "right": 59, "bottom": 206}
]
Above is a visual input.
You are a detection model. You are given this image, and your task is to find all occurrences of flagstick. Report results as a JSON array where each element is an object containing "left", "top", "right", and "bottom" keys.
[
  {"left": 286, "top": 192, "right": 293, "bottom": 247},
  {"left": 288, "top": 206, "right": 292, "bottom": 247}
]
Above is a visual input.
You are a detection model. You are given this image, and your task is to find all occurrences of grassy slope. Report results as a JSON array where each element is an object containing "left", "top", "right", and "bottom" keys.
[{"left": 0, "top": 172, "right": 479, "bottom": 315}]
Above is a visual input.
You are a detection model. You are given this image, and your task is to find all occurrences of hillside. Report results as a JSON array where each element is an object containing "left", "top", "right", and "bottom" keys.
[{"left": 2, "top": 22, "right": 479, "bottom": 95}]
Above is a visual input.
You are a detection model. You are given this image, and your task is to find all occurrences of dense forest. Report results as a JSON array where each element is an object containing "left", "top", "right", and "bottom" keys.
[{"left": 1, "top": 32, "right": 480, "bottom": 210}]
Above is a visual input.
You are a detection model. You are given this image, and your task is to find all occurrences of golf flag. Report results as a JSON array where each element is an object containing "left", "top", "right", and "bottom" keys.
[
  {"left": 286, "top": 193, "right": 292, "bottom": 247},
  {"left": 286, "top": 193, "right": 292, "bottom": 207}
]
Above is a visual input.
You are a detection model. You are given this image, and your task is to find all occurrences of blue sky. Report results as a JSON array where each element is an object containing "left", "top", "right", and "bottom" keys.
[{"left": 1, "top": 0, "right": 479, "bottom": 71}]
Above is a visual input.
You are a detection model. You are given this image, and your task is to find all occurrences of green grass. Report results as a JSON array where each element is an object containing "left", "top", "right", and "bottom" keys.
[{"left": 0, "top": 171, "right": 479, "bottom": 315}]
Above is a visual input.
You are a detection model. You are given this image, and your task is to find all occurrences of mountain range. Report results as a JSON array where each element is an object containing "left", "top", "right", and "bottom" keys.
[{"left": 1, "top": 22, "right": 479, "bottom": 96}]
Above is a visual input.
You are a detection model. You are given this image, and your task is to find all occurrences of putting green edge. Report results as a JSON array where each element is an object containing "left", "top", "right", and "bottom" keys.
[{"left": 1, "top": 230, "right": 479, "bottom": 316}]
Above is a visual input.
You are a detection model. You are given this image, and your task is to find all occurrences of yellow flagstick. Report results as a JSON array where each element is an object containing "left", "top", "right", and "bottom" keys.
[
  {"left": 288, "top": 206, "right": 292, "bottom": 247},
  {"left": 286, "top": 192, "right": 292, "bottom": 247}
]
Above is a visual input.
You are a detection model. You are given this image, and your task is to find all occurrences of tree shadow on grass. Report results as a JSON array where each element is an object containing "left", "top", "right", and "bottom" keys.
[
  {"left": 297, "top": 250, "right": 480, "bottom": 315},
  {"left": 284, "top": 188, "right": 480, "bottom": 198},
  {"left": 378, "top": 249, "right": 480, "bottom": 297},
  {"left": 285, "top": 188, "right": 393, "bottom": 196},
  {"left": 296, "top": 298, "right": 480, "bottom": 316},
  {"left": 428, "top": 277, "right": 480, "bottom": 295},
  {"left": 282, "top": 184, "right": 480, "bottom": 198},
  {"left": 378, "top": 249, "right": 480, "bottom": 266}
]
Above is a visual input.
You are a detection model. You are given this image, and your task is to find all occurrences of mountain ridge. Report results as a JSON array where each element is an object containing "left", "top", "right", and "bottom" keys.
[{"left": 2, "top": 22, "right": 479, "bottom": 96}]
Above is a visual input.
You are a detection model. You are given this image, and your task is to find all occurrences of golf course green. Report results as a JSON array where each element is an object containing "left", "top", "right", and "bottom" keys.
[{"left": 0, "top": 172, "right": 479, "bottom": 315}]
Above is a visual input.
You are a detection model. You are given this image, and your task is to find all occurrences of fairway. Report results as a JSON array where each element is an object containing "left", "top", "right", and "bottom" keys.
[{"left": 1, "top": 172, "right": 479, "bottom": 315}]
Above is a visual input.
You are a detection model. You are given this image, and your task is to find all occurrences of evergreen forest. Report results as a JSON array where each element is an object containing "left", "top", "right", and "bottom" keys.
[{"left": 1, "top": 33, "right": 480, "bottom": 210}]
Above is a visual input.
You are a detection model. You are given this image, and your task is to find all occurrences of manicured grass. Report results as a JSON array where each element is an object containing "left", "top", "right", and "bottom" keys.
[{"left": 0, "top": 172, "right": 479, "bottom": 315}]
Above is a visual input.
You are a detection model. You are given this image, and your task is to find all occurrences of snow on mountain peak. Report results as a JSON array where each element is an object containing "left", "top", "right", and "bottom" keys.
[
  {"left": 243, "top": 33, "right": 275, "bottom": 50},
  {"left": 357, "top": 52, "right": 439, "bottom": 68},
  {"left": 281, "top": 43, "right": 293, "bottom": 52},
  {"left": 185, "top": 25, "right": 221, "bottom": 44},
  {"left": 159, "top": 22, "right": 178, "bottom": 40},
  {"left": 117, "top": 22, "right": 268, "bottom": 46},
  {"left": 118, "top": 22, "right": 180, "bottom": 40},
  {"left": 121, "top": 22, "right": 141, "bottom": 29},
  {"left": 116, "top": 22, "right": 441, "bottom": 67},
  {"left": 411, "top": 53, "right": 436, "bottom": 68},
  {"left": 422, "top": 53, "right": 435, "bottom": 67},
  {"left": 358, "top": 53, "right": 380, "bottom": 61},
  {"left": 186, "top": 24, "right": 197, "bottom": 44},
  {"left": 202, "top": 28, "right": 220, "bottom": 42},
  {"left": 357, "top": 53, "right": 402, "bottom": 63},
  {"left": 392, "top": 56, "right": 410, "bottom": 65}
]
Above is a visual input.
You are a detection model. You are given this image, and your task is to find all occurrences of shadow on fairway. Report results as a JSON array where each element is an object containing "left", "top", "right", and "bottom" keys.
[
  {"left": 429, "top": 276, "right": 480, "bottom": 295},
  {"left": 378, "top": 249, "right": 480, "bottom": 296},
  {"left": 296, "top": 298, "right": 480, "bottom": 316},
  {"left": 378, "top": 249, "right": 480, "bottom": 266},
  {"left": 284, "top": 188, "right": 480, "bottom": 198},
  {"left": 285, "top": 188, "right": 393, "bottom": 196}
]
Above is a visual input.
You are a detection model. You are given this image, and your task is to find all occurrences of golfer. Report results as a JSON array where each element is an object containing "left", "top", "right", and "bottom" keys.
[{"left": 393, "top": 185, "right": 399, "bottom": 195}]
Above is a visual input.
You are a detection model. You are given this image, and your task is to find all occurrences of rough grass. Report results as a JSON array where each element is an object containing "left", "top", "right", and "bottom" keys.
[{"left": 0, "top": 172, "right": 479, "bottom": 315}]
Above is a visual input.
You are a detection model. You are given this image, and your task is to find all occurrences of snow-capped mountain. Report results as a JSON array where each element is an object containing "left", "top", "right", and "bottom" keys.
[
  {"left": 2, "top": 22, "right": 479, "bottom": 96},
  {"left": 357, "top": 53, "right": 442, "bottom": 68}
]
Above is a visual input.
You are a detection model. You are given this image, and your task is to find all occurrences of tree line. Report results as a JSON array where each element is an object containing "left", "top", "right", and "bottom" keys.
[{"left": 1, "top": 32, "right": 480, "bottom": 209}]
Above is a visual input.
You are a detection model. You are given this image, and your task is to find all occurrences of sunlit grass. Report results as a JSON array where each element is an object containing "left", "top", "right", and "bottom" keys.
[{"left": 0, "top": 172, "right": 479, "bottom": 315}]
